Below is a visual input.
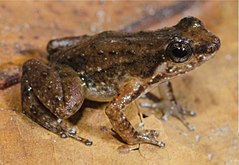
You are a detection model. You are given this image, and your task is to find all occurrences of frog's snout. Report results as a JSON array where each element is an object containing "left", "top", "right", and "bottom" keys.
[
  {"left": 207, "top": 36, "right": 221, "bottom": 54},
  {"left": 194, "top": 35, "right": 220, "bottom": 55}
]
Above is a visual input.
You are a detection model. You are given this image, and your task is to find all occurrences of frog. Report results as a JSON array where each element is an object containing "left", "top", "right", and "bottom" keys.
[{"left": 21, "top": 16, "right": 220, "bottom": 147}]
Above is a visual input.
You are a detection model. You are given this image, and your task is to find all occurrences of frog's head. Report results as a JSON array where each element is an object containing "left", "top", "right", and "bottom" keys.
[{"left": 163, "top": 16, "right": 220, "bottom": 76}]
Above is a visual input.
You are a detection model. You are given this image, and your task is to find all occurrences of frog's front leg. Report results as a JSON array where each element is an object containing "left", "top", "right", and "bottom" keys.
[
  {"left": 141, "top": 81, "right": 196, "bottom": 130},
  {"left": 21, "top": 59, "right": 92, "bottom": 145},
  {"left": 105, "top": 79, "right": 165, "bottom": 147}
]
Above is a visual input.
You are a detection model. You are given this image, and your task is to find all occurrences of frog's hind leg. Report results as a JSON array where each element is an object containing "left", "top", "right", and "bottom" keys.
[
  {"left": 140, "top": 81, "right": 196, "bottom": 131},
  {"left": 22, "top": 86, "right": 92, "bottom": 145},
  {"left": 21, "top": 59, "right": 92, "bottom": 145}
]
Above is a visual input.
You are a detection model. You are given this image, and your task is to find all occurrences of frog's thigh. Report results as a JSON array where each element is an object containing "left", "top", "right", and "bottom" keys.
[
  {"left": 22, "top": 74, "right": 65, "bottom": 135},
  {"left": 47, "top": 35, "right": 89, "bottom": 54},
  {"left": 21, "top": 59, "right": 85, "bottom": 119}
]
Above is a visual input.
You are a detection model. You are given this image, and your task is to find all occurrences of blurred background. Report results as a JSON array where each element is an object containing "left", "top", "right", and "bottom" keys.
[{"left": 0, "top": 1, "right": 238, "bottom": 165}]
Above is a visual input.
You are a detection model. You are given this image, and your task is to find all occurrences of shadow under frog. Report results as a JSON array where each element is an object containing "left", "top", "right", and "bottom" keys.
[{"left": 21, "top": 17, "right": 220, "bottom": 147}]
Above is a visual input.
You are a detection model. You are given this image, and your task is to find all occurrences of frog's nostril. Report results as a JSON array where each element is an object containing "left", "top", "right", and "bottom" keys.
[
  {"left": 207, "top": 44, "right": 216, "bottom": 53},
  {"left": 214, "top": 37, "right": 221, "bottom": 49},
  {"left": 213, "top": 36, "right": 220, "bottom": 43}
]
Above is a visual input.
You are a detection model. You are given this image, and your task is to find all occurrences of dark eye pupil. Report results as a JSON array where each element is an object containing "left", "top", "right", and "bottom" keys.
[
  {"left": 172, "top": 47, "right": 188, "bottom": 58},
  {"left": 166, "top": 41, "right": 192, "bottom": 63}
]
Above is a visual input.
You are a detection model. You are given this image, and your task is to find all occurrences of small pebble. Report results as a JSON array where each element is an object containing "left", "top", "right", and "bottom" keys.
[
  {"left": 179, "top": 132, "right": 188, "bottom": 136},
  {"left": 195, "top": 135, "right": 201, "bottom": 142},
  {"left": 138, "top": 122, "right": 144, "bottom": 128},
  {"left": 207, "top": 153, "right": 213, "bottom": 160}
]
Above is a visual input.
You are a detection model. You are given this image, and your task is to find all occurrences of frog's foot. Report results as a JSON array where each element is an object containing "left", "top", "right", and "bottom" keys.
[
  {"left": 141, "top": 101, "right": 196, "bottom": 130},
  {"left": 140, "top": 100, "right": 196, "bottom": 131},
  {"left": 140, "top": 81, "right": 196, "bottom": 131},
  {"left": 56, "top": 119, "right": 93, "bottom": 146},
  {"left": 135, "top": 129, "right": 165, "bottom": 147}
]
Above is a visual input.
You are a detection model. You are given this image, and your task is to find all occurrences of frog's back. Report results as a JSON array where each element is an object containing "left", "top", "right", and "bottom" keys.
[{"left": 50, "top": 31, "right": 167, "bottom": 85}]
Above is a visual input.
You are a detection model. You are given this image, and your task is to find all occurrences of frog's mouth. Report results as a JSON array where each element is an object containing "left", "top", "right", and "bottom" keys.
[{"left": 195, "top": 53, "right": 215, "bottom": 64}]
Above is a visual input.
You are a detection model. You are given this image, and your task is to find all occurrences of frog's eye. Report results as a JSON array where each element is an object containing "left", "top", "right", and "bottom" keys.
[{"left": 166, "top": 41, "right": 192, "bottom": 63}]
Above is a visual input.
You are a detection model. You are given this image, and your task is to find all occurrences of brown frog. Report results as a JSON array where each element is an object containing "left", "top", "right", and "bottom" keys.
[{"left": 21, "top": 17, "right": 220, "bottom": 147}]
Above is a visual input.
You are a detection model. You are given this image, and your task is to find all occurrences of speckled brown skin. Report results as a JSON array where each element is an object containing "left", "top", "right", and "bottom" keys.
[{"left": 21, "top": 17, "right": 220, "bottom": 146}]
